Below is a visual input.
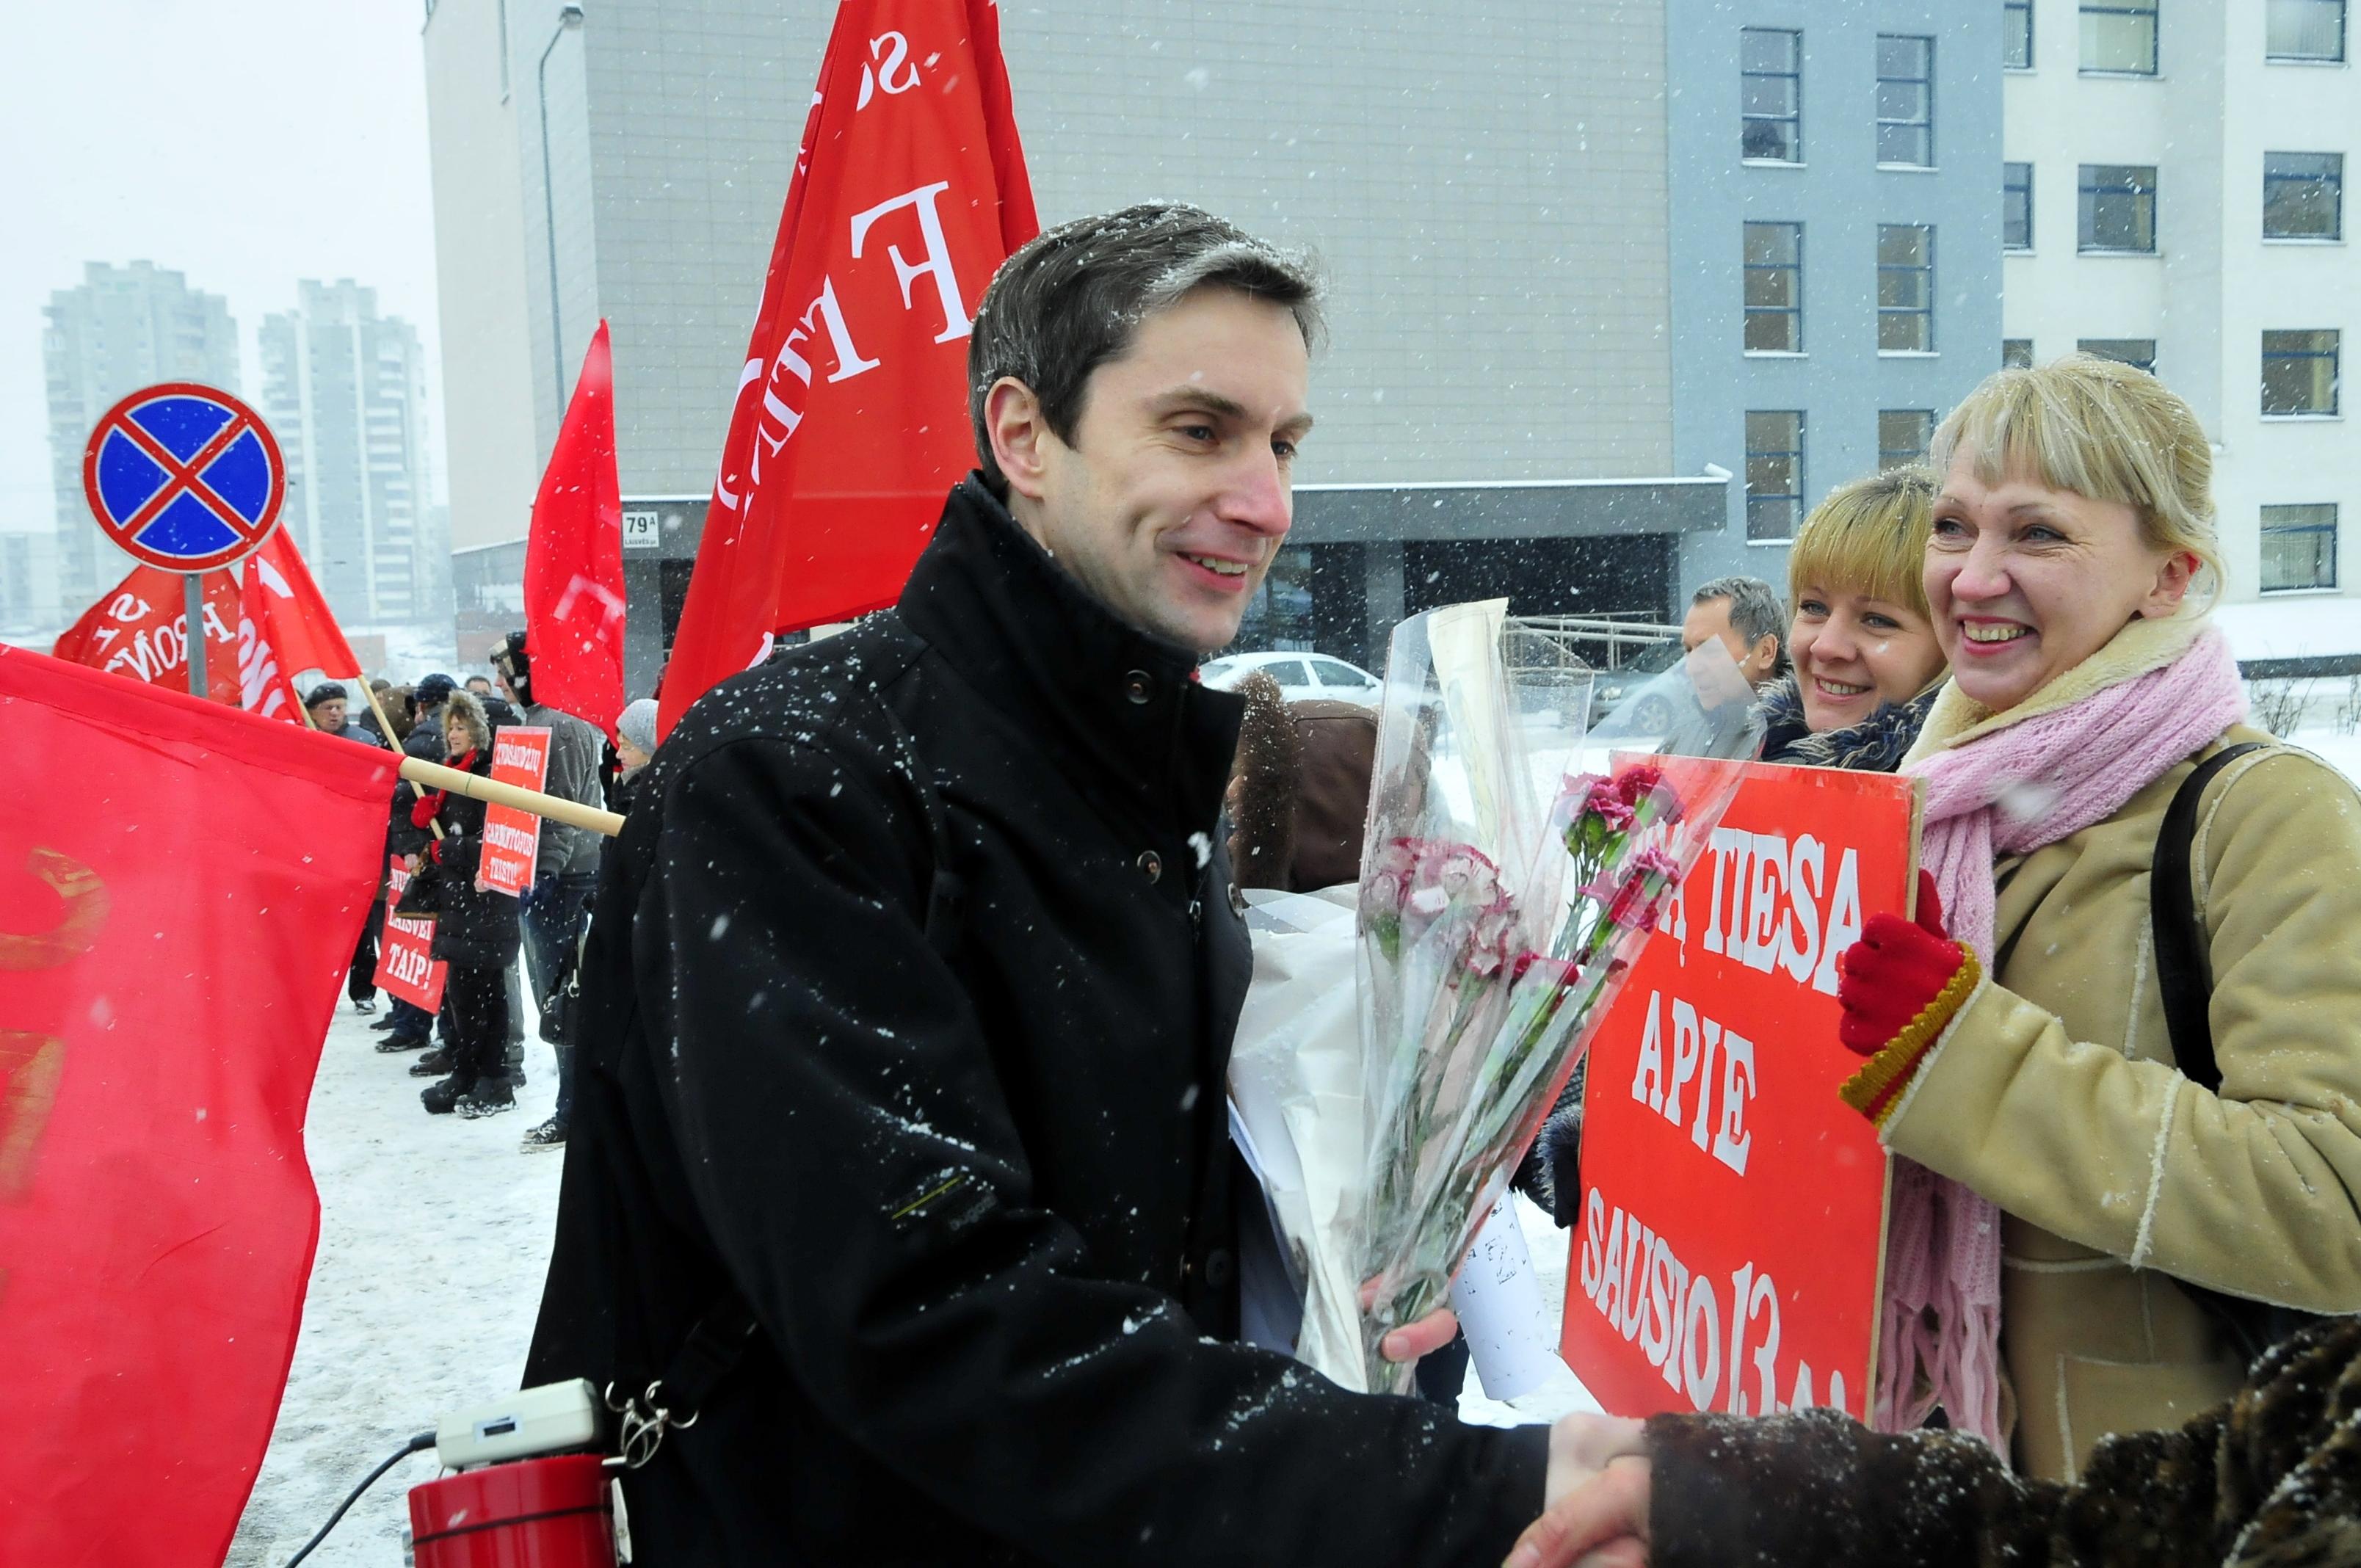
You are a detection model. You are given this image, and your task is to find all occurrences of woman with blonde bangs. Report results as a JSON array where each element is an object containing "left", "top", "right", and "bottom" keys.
[
  {"left": 1757, "top": 466, "right": 1949, "bottom": 771},
  {"left": 1813, "top": 355, "right": 2361, "bottom": 1481}
]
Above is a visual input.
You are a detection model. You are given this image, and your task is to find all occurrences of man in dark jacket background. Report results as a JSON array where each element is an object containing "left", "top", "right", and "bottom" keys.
[
  {"left": 529, "top": 204, "right": 1572, "bottom": 1564},
  {"left": 490, "top": 630, "right": 606, "bottom": 1152}
]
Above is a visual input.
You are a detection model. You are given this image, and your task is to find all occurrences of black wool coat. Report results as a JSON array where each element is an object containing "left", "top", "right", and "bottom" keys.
[
  {"left": 397, "top": 746, "right": 521, "bottom": 969},
  {"left": 525, "top": 479, "right": 1545, "bottom": 1566}
]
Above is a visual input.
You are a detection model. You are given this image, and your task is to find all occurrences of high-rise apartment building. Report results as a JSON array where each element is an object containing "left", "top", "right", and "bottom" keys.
[
  {"left": 422, "top": 1, "right": 2001, "bottom": 689},
  {"left": 2004, "top": 0, "right": 2360, "bottom": 631},
  {"left": 42, "top": 261, "right": 241, "bottom": 620},
  {"left": 0, "top": 531, "right": 59, "bottom": 636},
  {"left": 258, "top": 280, "right": 450, "bottom": 633}
]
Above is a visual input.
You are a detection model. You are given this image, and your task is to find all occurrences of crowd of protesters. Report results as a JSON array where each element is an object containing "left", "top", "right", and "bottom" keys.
[{"left": 308, "top": 634, "right": 636, "bottom": 1150}]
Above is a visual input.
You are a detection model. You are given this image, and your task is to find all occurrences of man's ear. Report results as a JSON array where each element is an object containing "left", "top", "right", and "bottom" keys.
[
  {"left": 1754, "top": 634, "right": 1782, "bottom": 672},
  {"left": 986, "top": 377, "right": 1052, "bottom": 502}
]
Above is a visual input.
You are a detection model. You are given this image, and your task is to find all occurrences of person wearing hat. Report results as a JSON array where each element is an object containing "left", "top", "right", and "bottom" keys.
[
  {"left": 492, "top": 631, "right": 609, "bottom": 1152},
  {"left": 613, "top": 697, "right": 660, "bottom": 802},
  {"left": 304, "top": 681, "right": 384, "bottom": 748}
]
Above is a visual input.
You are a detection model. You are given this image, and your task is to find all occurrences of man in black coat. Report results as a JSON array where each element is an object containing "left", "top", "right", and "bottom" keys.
[{"left": 527, "top": 205, "right": 1560, "bottom": 1564}]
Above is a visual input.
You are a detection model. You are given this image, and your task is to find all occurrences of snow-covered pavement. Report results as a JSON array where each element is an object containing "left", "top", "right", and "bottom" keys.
[{"left": 227, "top": 1004, "right": 564, "bottom": 1567}]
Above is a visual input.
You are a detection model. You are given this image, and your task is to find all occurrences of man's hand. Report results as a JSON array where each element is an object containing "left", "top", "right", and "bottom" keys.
[
  {"left": 1359, "top": 1277, "right": 1459, "bottom": 1365},
  {"left": 1502, "top": 1414, "right": 1651, "bottom": 1568}
]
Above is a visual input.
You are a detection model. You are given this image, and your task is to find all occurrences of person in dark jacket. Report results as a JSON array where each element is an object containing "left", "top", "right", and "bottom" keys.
[
  {"left": 491, "top": 630, "right": 606, "bottom": 1150},
  {"left": 526, "top": 205, "right": 1576, "bottom": 1566},
  {"left": 1506, "top": 1315, "right": 2361, "bottom": 1568},
  {"left": 398, "top": 690, "right": 521, "bottom": 1117},
  {"left": 372, "top": 675, "right": 461, "bottom": 1053}
]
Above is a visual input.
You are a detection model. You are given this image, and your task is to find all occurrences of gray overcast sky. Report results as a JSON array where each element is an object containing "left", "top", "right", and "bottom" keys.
[{"left": 0, "top": 0, "right": 442, "bottom": 532}]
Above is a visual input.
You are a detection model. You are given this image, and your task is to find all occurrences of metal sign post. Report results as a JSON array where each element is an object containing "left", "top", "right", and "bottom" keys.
[{"left": 184, "top": 573, "right": 210, "bottom": 699}]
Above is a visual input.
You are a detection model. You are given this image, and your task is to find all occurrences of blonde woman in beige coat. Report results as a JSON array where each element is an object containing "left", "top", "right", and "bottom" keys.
[{"left": 1794, "top": 355, "right": 2361, "bottom": 1485}]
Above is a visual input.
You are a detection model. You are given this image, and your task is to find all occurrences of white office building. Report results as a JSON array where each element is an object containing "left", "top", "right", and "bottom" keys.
[{"left": 2003, "top": 0, "right": 2360, "bottom": 652}]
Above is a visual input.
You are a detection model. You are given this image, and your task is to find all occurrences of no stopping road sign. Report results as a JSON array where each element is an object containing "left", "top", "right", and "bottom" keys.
[{"left": 81, "top": 382, "right": 286, "bottom": 572}]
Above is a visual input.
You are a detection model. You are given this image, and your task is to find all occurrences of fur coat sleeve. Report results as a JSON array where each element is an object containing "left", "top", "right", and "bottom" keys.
[{"left": 1643, "top": 1315, "right": 2361, "bottom": 1567}]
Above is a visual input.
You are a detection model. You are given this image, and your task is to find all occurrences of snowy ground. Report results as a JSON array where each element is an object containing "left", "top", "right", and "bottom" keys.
[{"left": 227, "top": 1003, "right": 564, "bottom": 1567}]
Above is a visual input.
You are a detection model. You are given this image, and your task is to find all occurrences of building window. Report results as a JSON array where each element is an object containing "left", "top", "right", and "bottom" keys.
[
  {"left": 1746, "top": 412, "right": 1806, "bottom": 542},
  {"left": 2263, "top": 329, "right": 2341, "bottom": 415},
  {"left": 1879, "top": 410, "right": 1934, "bottom": 470},
  {"left": 2261, "top": 504, "right": 2339, "bottom": 590},
  {"left": 2003, "top": 338, "right": 2036, "bottom": 368},
  {"left": 1876, "top": 36, "right": 1935, "bottom": 166},
  {"left": 2268, "top": 0, "right": 2347, "bottom": 60},
  {"left": 1744, "top": 222, "right": 1804, "bottom": 352},
  {"left": 1741, "top": 28, "right": 1803, "bottom": 161},
  {"left": 2264, "top": 152, "right": 2344, "bottom": 239},
  {"left": 2078, "top": 338, "right": 2157, "bottom": 373},
  {"left": 2004, "top": 162, "right": 2035, "bottom": 250},
  {"left": 2079, "top": 164, "right": 2157, "bottom": 252},
  {"left": 1877, "top": 225, "right": 1935, "bottom": 352},
  {"left": 2006, "top": 0, "right": 2035, "bottom": 67},
  {"left": 2081, "top": 1, "right": 2158, "bottom": 73}
]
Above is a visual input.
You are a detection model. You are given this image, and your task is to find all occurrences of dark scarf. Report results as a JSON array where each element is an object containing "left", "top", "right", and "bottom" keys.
[{"left": 1755, "top": 675, "right": 1940, "bottom": 774}]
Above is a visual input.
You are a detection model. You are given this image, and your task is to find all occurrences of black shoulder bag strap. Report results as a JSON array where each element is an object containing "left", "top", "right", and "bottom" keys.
[
  {"left": 613, "top": 700, "right": 968, "bottom": 1467},
  {"left": 2147, "top": 741, "right": 2321, "bottom": 1365},
  {"left": 2150, "top": 742, "right": 2265, "bottom": 1092}
]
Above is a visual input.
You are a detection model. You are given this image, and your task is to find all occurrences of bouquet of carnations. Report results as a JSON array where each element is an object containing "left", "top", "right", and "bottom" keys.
[{"left": 1330, "top": 603, "right": 1749, "bottom": 1395}]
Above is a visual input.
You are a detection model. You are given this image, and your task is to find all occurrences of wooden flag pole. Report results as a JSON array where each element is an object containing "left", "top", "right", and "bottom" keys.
[{"left": 398, "top": 754, "right": 624, "bottom": 838}]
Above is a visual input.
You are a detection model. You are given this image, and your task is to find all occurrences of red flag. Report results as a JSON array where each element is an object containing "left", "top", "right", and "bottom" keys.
[
  {"left": 51, "top": 560, "right": 238, "bottom": 703},
  {"left": 244, "top": 526, "right": 364, "bottom": 682},
  {"left": 658, "top": 0, "right": 1037, "bottom": 737},
  {"left": 233, "top": 552, "right": 305, "bottom": 723},
  {"left": 525, "top": 320, "right": 625, "bottom": 733},
  {"left": 0, "top": 644, "right": 397, "bottom": 1564}
]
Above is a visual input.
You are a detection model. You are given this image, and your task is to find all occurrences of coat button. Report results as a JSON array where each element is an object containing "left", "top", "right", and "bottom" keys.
[
  {"left": 1123, "top": 669, "right": 1153, "bottom": 705},
  {"left": 1136, "top": 850, "right": 1163, "bottom": 882},
  {"left": 1203, "top": 1247, "right": 1235, "bottom": 1289}
]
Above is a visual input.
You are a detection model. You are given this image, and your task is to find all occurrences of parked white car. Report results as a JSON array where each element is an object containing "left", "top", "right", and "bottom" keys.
[{"left": 1198, "top": 650, "right": 1382, "bottom": 706}]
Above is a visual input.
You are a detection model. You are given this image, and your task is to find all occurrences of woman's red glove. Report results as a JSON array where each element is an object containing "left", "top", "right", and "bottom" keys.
[
  {"left": 1835, "top": 869, "right": 1981, "bottom": 1128},
  {"left": 410, "top": 788, "right": 448, "bottom": 830}
]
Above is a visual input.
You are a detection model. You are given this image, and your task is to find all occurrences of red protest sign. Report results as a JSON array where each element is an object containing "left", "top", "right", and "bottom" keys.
[
  {"left": 1563, "top": 758, "right": 1918, "bottom": 1424},
  {"left": 478, "top": 727, "right": 551, "bottom": 899},
  {"left": 375, "top": 858, "right": 446, "bottom": 1012}
]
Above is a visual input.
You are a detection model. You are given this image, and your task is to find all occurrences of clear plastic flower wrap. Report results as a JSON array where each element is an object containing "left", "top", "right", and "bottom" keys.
[{"left": 1334, "top": 602, "right": 1755, "bottom": 1395}]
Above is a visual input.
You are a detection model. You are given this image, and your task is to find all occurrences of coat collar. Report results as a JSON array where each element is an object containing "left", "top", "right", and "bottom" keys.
[{"left": 896, "top": 476, "right": 1244, "bottom": 832}]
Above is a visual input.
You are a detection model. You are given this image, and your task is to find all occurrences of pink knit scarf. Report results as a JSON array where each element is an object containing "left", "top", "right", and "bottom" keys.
[{"left": 1878, "top": 623, "right": 2248, "bottom": 1454}]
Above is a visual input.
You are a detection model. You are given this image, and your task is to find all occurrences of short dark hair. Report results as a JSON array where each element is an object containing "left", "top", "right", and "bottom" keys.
[
  {"left": 967, "top": 203, "right": 1324, "bottom": 489},
  {"left": 1691, "top": 576, "right": 1788, "bottom": 669}
]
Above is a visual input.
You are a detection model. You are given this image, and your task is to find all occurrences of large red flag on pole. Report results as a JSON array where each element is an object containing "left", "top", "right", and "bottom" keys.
[
  {"left": 51, "top": 560, "right": 238, "bottom": 703},
  {"left": 525, "top": 319, "right": 625, "bottom": 733},
  {"left": 0, "top": 644, "right": 396, "bottom": 1564},
  {"left": 657, "top": 0, "right": 1038, "bottom": 738}
]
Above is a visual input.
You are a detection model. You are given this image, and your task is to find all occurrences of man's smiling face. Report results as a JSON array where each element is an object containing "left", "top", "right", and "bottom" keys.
[{"left": 995, "top": 286, "right": 1312, "bottom": 655}]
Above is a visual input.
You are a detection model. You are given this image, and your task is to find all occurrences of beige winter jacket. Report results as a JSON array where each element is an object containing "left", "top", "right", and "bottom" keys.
[{"left": 1883, "top": 613, "right": 2361, "bottom": 1484}]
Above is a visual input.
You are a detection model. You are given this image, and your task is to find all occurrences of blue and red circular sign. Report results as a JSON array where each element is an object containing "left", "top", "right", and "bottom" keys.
[{"left": 81, "top": 382, "right": 285, "bottom": 572}]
